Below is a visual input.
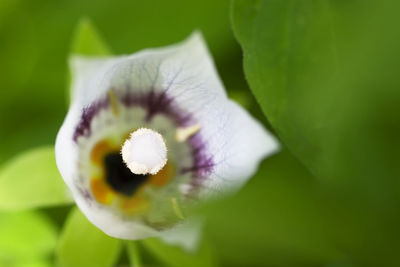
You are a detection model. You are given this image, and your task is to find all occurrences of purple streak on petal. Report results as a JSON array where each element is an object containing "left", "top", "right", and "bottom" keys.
[
  {"left": 73, "top": 97, "right": 110, "bottom": 142},
  {"left": 182, "top": 133, "right": 214, "bottom": 179},
  {"left": 119, "top": 89, "right": 192, "bottom": 127}
]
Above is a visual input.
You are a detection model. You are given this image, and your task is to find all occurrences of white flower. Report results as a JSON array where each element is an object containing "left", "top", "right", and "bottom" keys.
[{"left": 55, "top": 32, "right": 279, "bottom": 246}]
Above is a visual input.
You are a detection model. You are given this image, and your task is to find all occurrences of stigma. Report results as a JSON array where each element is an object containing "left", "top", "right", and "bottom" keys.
[{"left": 121, "top": 128, "right": 168, "bottom": 175}]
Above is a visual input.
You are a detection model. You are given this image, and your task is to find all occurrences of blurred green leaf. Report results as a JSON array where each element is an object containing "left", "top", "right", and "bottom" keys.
[
  {"left": 202, "top": 150, "right": 341, "bottom": 267},
  {"left": 56, "top": 207, "right": 122, "bottom": 267},
  {"left": 68, "top": 17, "right": 112, "bottom": 102},
  {"left": 0, "top": 146, "right": 73, "bottom": 210},
  {"left": 0, "top": 210, "right": 56, "bottom": 264},
  {"left": 325, "top": 261, "right": 356, "bottom": 267},
  {"left": 141, "top": 237, "right": 217, "bottom": 267},
  {"left": 231, "top": 0, "right": 336, "bottom": 174},
  {"left": 227, "top": 89, "right": 252, "bottom": 109},
  {"left": 71, "top": 17, "right": 112, "bottom": 56},
  {"left": 232, "top": 0, "right": 400, "bottom": 265},
  {"left": 0, "top": 0, "right": 20, "bottom": 28},
  {"left": 11, "top": 259, "right": 52, "bottom": 267},
  {"left": 125, "top": 242, "right": 142, "bottom": 267}
]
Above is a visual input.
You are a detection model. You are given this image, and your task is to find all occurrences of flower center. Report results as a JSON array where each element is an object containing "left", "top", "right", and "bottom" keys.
[
  {"left": 104, "top": 152, "right": 149, "bottom": 196},
  {"left": 121, "top": 128, "right": 168, "bottom": 175}
]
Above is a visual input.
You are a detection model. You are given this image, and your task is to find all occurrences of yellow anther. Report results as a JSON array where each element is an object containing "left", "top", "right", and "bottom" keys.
[
  {"left": 108, "top": 90, "right": 120, "bottom": 116},
  {"left": 176, "top": 124, "right": 201, "bottom": 142}
]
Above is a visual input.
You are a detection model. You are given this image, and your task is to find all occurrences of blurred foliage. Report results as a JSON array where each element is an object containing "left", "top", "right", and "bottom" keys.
[
  {"left": 0, "top": 210, "right": 56, "bottom": 267},
  {"left": 232, "top": 0, "right": 400, "bottom": 266},
  {"left": 141, "top": 237, "right": 217, "bottom": 267},
  {"left": 56, "top": 207, "right": 122, "bottom": 267},
  {"left": 201, "top": 150, "right": 341, "bottom": 267},
  {"left": 0, "top": 146, "right": 73, "bottom": 210},
  {"left": 0, "top": 0, "right": 399, "bottom": 266},
  {"left": 71, "top": 18, "right": 112, "bottom": 57}
]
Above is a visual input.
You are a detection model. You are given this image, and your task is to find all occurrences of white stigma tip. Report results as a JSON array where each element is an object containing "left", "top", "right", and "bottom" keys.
[
  {"left": 121, "top": 128, "right": 167, "bottom": 175},
  {"left": 176, "top": 124, "right": 201, "bottom": 142}
]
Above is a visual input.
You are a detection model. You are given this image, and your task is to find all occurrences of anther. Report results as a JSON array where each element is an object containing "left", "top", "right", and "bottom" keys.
[{"left": 176, "top": 124, "right": 201, "bottom": 142}]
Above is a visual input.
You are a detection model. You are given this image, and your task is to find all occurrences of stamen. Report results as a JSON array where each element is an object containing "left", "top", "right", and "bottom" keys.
[
  {"left": 169, "top": 197, "right": 185, "bottom": 220},
  {"left": 176, "top": 124, "right": 201, "bottom": 142},
  {"left": 121, "top": 128, "right": 167, "bottom": 175},
  {"left": 108, "top": 90, "right": 120, "bottom": 116}
]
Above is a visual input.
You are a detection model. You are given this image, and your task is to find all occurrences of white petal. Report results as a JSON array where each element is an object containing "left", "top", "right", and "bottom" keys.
[
  {"left": 159, "top": 218, "right": 203, "bottom": 252},
  {"left": 55, "top": 102, "right": 80, "bottom": 190},
  {"left": 56, "top": 110, "right": 158, "bottom": 239},
  {"left": 68, "top": 31, "right": 224, "bottom": 112},
  {"left": 198, "top": 101, "right": 279, "bottom": 197},
  {"left": 69, "top": 56, "right": 120, "bottom": 106},
  {"left": 69, "top": 32, "right": 223, "bottom": 108},
  {"left": 155, "top": 32, "right": 228, "bottom": 117},
  {"left": 78, "top": 195, "right": 158, "bottom": 240}
]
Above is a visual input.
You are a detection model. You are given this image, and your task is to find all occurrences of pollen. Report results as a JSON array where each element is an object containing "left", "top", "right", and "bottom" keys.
[{"left": 121, "top": 128, "right": 168, "bottom": 175}]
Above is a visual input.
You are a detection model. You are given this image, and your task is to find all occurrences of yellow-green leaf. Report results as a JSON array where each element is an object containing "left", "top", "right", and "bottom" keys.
[
  {"left": 56, "top": 207, "right": 122, "bottom": 267},
  {"left": 0, "top": 146, "right": 73, "bottom": 210},
  {"left": 142, "top": 237, "right": 217, "bottom": 267},
  {"left": 0, "top": 210, "right": 56, "bottom": 265},
  {"left": 71, "top": 17, "right": 111, "bottom": 56}
]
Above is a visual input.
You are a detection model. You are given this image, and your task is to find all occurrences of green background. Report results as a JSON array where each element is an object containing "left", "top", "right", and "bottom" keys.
[{"left": 0, "top": 0, "right": 399, "bottom": 266}]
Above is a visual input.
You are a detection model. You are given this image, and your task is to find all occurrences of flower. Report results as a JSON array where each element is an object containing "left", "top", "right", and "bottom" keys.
[{"left": 55, "top": 32, "right": 279, "bottom": 245}]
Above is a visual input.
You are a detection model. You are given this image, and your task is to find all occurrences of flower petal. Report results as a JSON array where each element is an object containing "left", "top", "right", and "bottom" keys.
[
  {"left": 69, "top": 32, "right": 220, "bottom": 107},
  {"left": 197, "top": 100, "right": 279, "bottom": 197},
  {"left": 158, "top": 219, "right": 203, "bottom": 252},
  {"left": 69, "top": 56, "right": 119, "bottom": 106}
]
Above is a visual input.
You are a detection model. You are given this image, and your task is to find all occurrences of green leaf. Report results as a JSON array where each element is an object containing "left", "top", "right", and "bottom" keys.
[
  {"left": 0, "top": 210, "right": 56, "bottom": 263},
  {"left": 325, "top": 261, "right": 356, "bottom": 267},
  {"left": 71, "top": 17, "right": 111, "bottom": 56},
  {"left": 12, "top": 260, "right": 52, "bottom": 267},
  {"left": 202, "top": 150, "right": 341, "bottom": 266},
  {"left": 231, "top": 0, "right": 336, "bottom": 174},
  {"left": 141, "top": 237, "right": 217, "bottom": 267},
  {"left": 0, "top": 146, "right": 73, "bottom": 210},
  {"left": 56, "top": 207, "right": 122, "bottom": 267},
  {"left": 232, "top": 0, "right": 400, "bottom": 265},
  {"left": 67, "top": 17, "right": 112, "bottom": 103},
  {"left": 231, "top": 0, "right": 400, "bottom": 183}
]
